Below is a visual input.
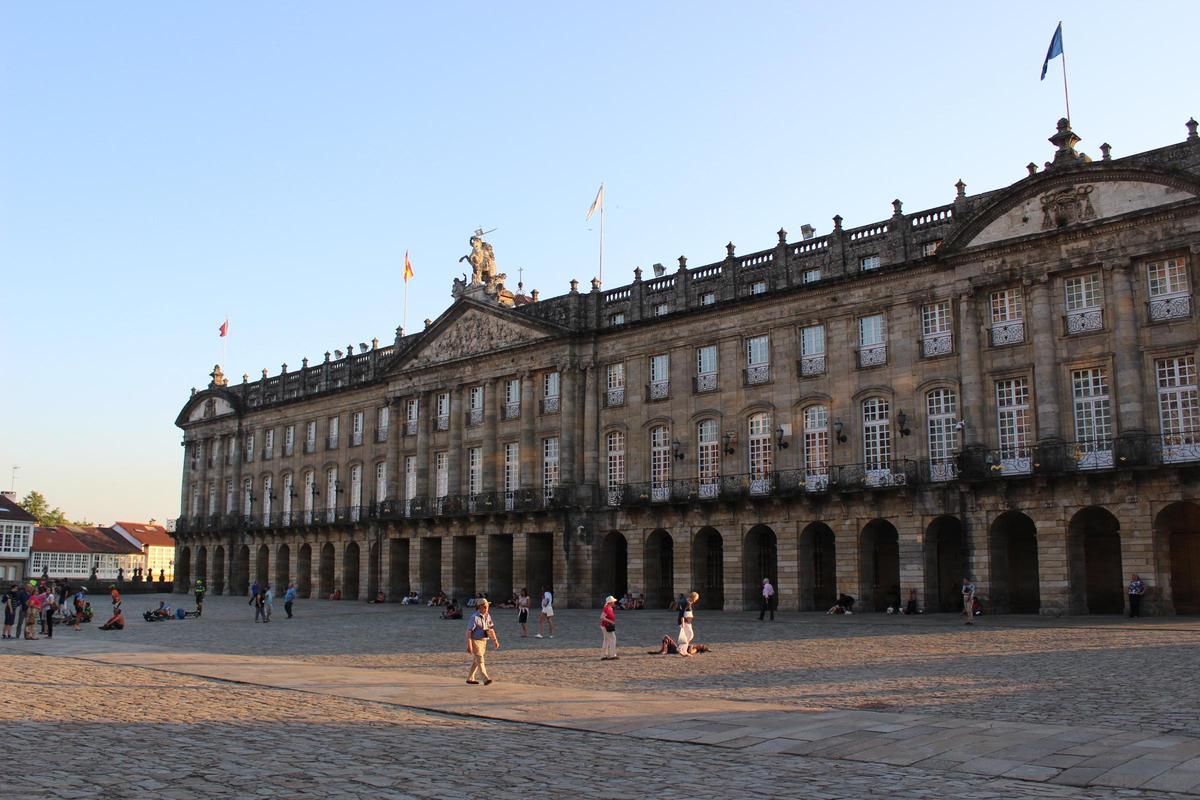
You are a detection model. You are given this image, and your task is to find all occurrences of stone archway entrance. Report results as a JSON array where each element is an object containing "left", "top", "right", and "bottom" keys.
[
  {"left": 234, "top": 544, "right": 250, "bottom": 595},
  {"left": 989, "top": 512, "right": 1040, "bottom": 613},
  {"left": 177, "top": 547, "right": 192, "bottom": 591},
  {"left": 644, "top": 529, "right": 674, "bottom": 609},
  {"left": 212, "top": 546, "right": 226, "bottom": 594},
  {"left": 297, "top": 543, "right": 312, "bottom": 598},
  {"left": 743, "top": 525, "right": 778, "bottom": 609},
  {"left": 319, "top": 543, "right": 335, "bottom": 598},
  {"left": 487, "top": 535, "right": 513, "bottom": 600},
  {"left": 275, "top": 543, "right": 290, "bottom": 590},
  {"left": 367, "top": 541, "right": 381, "bottom": 600},
  {"left": 389, "top": 538, "right": 410, "bottom": 600},
  {"left": 526, "top": 533, "right": 554, "bottom": 600},
  {"left": 344, "top": 542, "right": 361, "bottom": 601},
  {"left": 452, "top": 536, "right": 475, "bottom": 601},
  {"left": 1158, "top": 502, "right": 1200, "bottom": 614},
  {"left": 1068, "top": 507, "right": 1123, "bottom": 614},
  {"left": 859, "top": 519, "right": 900, "bottom": 612},
  {"left": 691, "top": 528, "right": 724, "bottom": 610},
  {"left": 195, "top": 546, "right": 207, "bottom": 582},
  {"left": 799, "top": 522, "right": 836, "bottom": 611},
  {"left": 597, "top": 531, "right": 628, "bottom": 601},
  {"left": 256, "top": 544, "right": 270, "bottom": 588},
  {"left": 925, "top": 516, "right": 967, "bottom": 612}
]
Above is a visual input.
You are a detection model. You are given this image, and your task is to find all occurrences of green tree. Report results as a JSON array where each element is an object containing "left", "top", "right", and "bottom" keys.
[{"left": 19, "top": 490, "right": 73, "bottom": 527}]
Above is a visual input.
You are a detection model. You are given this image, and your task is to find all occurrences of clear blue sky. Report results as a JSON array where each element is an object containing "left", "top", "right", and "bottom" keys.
[{"left": 1, "top": 2, "right": 1196, "bottom": 524}]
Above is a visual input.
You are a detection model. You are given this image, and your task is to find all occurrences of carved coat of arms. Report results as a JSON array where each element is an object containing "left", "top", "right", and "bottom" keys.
[{"left": 1040, "top": 185, "right": 1096, "bottom": 229}]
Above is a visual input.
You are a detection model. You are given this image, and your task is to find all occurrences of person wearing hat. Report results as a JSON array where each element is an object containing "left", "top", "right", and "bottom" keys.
[
  {"left": 600, "top": 595, "right": 618, "bottom": 660},
  {"left": 465, "top": 598, "right": 500, "bottom": 685}
]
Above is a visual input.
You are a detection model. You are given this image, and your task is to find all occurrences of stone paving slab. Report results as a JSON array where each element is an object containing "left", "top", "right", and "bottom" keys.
[{"left": 23, "top": 635, "right": 1200, "bottom": 795}]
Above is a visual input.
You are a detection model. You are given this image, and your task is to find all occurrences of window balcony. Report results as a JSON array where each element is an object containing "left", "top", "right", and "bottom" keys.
[
  {"left": 605, "top": 387, "right": 625, "bottom": 407},
  {"left": 467, "top": 408, "right": 484, "bottom": 427},
  {"left": 243, "top": 452, "right": 254, "bottom": 464},
  {"left": 858, "top": 344, "right": 886, "bottom": 368},
  {"left": 375, "top": 427, "right": 389, "bottom": 443},
  {"left": 502, "top": 402, "right": 520, "bottom": 421},
  {"left": 435, "top": 415, "right": 450, "bottom": 432},
  {"left": 303, "top": 440, "right": 316, "bottom": 454},
  {"left": 1149, "top": 293, "right": 1192, "bottom": 322},
  {"left": 921, "top": 332, "right": 953, "bottom": 357},
  {"left": 404, "top": 419, "right": 418, "bottom": 436},
  {"left": 326, "top": 435, "right": 339, "bottom": 450},
  {"left": 1065, "top": 307, "right": 1104, "bottom": 335},
  {"left": 350, "top": 432, "right": 363, "bottom": 447},
  {"left": 693, "top": 373, "right": 717, "bottom": 393},
  {"left": 743, "top": 365, "right": 770, "bottom": 386},
  {"left": 541, "top": 396, "right": 561, "bottom": 414},
  {"left": 648, "top": 381, "right": 669, "bottom": 401},
  {"left": 798, "top": 355, "right": 826, "bottom": 377},
  {"left": 283, "top": 443, "right": 295, "bottom": 457},
  {"left": 207, "top": 456, "right": 216, "bottom": 468},
  {"left": 225, "top": 453, "right": 235, "bottom": 466},
  {"left": 990, "top": 321, "right": 1025, "bottom": 346},
  {"left": 929, "top": 459, "right": 958, "bottom": 482},
  {"left": 263, "top": 448, "right": 274, "bottom": 460}
]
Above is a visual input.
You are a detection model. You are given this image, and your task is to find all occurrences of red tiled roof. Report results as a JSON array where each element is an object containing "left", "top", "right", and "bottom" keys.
[
  {"left": 66, "top": 526, "right": 143, "bottom": 555},
  {"left": 113, "top": 521, "right": 174, "bottom": 548},
  {"left": 0, "top": 494, "right": 37, "bottom": 523},
  {"left": 32, "top": 527, "right": 90, "bottom": 553}
]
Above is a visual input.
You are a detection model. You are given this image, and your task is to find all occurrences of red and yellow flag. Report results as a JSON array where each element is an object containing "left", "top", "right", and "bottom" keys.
[{"left": 403, "top": 250, "right": 414, "bottom": 283}]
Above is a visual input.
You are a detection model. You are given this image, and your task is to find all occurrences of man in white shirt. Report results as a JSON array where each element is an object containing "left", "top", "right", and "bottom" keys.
[
  {"left": 759, "top": 578, "right": 776, "bottom": 622},
  {"left": 536, "top": 586, "right": 555, "bottom": 638}
]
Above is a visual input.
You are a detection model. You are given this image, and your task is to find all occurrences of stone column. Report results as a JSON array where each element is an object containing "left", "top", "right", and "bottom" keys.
[
  {"left": 441, "top": 535, "right": 455, "bottom": 599},
  {"left": 482, "top": 379, "right": 499, "bottom": 492},
  {"left": 560, "top": 362, "right": 578, "bottom": 490},
  {"left": 520, "top": 372, "right": 536, "bottom": 489},
  {"left": 582, "top": 362, "right": 599, "bottom": 488},
  {"left": 408, "top": 535, "right": 424, "bottom": 596},
  {"left": 449, "top": 386, "right": 464, "bottom": 494},
  {"left": 835, "top": 517, "right": 861, "bottom": 603},
  {"left": 673, "top": 528, "right": 693, "bottom": 600},
  {"left": 627, "top": 528, "right": 645, "bottom": 600},
  {"left": 512, "top": 532, "right": 528, "bottom": 594},
  {"left": 722, "top": 526, "right": 744, "bottom": 611},
  {"left": 331, "top": 538, "right": 345, "bottom": 596},
  {"left": 287, "top": 536, "right": 300, "bottom": 592},
  {"left": 1029, "top": 278, "right": 1062, "bottom": 440},
  {"left": 777, "top": 522, "right": 799, "bottom": 612},
  {"left": 1108, "top": 262, "right": 1146, "bottom": 433},
  {"left": 896, "top": 516, "right": 925, "bottom": 611},
  {"left": 475, "top": 533, "right": 491, "bottom": 600},
  {"left": 415, "top": 391, "right": 431, "bottom": 498},
  {"left": 957, "top": 292, "right": 984, "bottom": 446}
]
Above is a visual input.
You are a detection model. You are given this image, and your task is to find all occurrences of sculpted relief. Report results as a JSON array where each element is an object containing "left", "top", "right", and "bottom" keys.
[{"left": 410, "top": 309, "right": 542, "bottom": 367}]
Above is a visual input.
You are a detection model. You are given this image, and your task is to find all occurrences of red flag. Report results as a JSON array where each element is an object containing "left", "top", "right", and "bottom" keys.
[
  {"left": 403, "top": 250, "right": 414, "bottom": 283},
  {"left": 219, "top": 319, "right": 229, "bottom": 337}
]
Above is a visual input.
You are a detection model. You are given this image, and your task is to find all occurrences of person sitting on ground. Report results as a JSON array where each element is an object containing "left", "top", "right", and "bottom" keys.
[
  {"left": 100, "top": 609, "right": 126, "bottom": 630},
  {"left": 401, "top": 592, "right": 419, "bottom": 605},
  {"left": 371, "top": 590, "right": 386, "bottom": 604},
  {"left": 329, "top": 588, "right": 342, "bottom": 601},
  {"left": 497, "top": 593, "right": 518, "bottom": 609},
  {"left": 901, "top": 588, "right": 920, "bottom": 615},
  {"left": 648, "top": 635, "right": 709, "bottom": 655},
  {"left": 634, "top": 593, "right": 645, "bottom": 610},
  {"left": 828, "top": 593, "right": 855, "bottom": 614},
  {"left": 668, "top": 592, "right": 685, "bottom": 611},
  {"left": 441, "top": 600, "right": 463, "bottom": 620},
  {"left": 153, "top": 601, "right": 172, "bottom": 619}
]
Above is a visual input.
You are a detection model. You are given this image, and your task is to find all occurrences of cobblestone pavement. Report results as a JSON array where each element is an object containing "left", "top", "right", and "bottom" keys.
[{"left": 5, "top": 594, "right": 1199, "bottom": 798}]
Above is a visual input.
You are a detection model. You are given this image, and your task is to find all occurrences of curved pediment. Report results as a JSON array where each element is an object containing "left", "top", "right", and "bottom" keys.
[
  {"left": 176, "top": 388, "right": 243, "bottom": 427},
  {"left": 945, "top": 167, "right": 1200, "bottom": 253}
]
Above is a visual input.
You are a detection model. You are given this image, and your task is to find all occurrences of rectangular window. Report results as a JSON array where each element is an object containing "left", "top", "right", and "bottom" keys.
[
  {"left": 349, "top": 464, "right": 362, "bottom": 519},
  {"left": 700, "top": 292, "right": 716, "bottom": 306},
  {"left": 605, "top": 363, "right": 625, "bottom": 407},
  {"left": 996, "top": 378, "right": 1033, "bottom": 474},
  {"left": 803, "top": 269, "right": 821, "bottom": 284},
  {"left": 860, "top": 255, "right": 881, "bottom": 271},
  {"left": 862, "top": 398, "right": 891, "bottom": 471},
  {"left": 649, "top": 426, "right": 671, "bottom": 500},
  {"left": 375, "top": 462, "right": 387, "bottom": 504},
  {"left": 745, "top": 335, "right": 769, "bottom": 385},
  {"left": 325, "top": 468, "right": 337, "bottom": 521},
  {"left": 245, "top": 433, "right": 255, "bottom": 463},
  {"left": 858, "top": 314, "right": 887, "bottom": 367},
  {"left": 802, "top": 406, "right": 830, "bottom": 492},
  {"left": 990, "top": 288, "right": 1026, "bottom": 345},
  {"left": 351, "top": 411, "right": 364, "bottom": 446},
  {"left": 264, "top": 429, "right": 275, "bottom": 459},
  {"left": 404, "top": 457, "right": 416, "bottom": 513},
  {"left": 542, "top": 372, "right": 561, "bottom": 414},
  {"left": 1157, "top": 355, "right": 1200, "bottom": 462},
  {"left": 434, "top": 452, "right": 448, "bottom": 499},
  {"left": 695, "top": 345, "right": 717, "bottom": 392},
  {"left": 542, "top": 437, "right": 559, "bottom": 501},
  {"left": 436, "top": 393, "right": 450, "bottom": 431},
  {"left": 1148, "top": 257, "right": 1192, "bottom": 321},
  {"left": 923, "top": 240, "right": 941, "bottom": 257},
  {"left": 284, "top": 425, "right": 295, "bottom": 456},
  {"left": 654, "top": 302, "right": 669, "bottom": 317},
  {"left": 926, "top": 389, "right": 959, "bottom": 481},
  {"left": 750, "top": 280, "right": 767, "bottom": 295},
  {"left": 606, "top": 432, "right": 626, "bottom": 504},
  {"left": 1064, "top": 273, "right": 1105, "bottom": 334},
  {"left": 503, "top": 443, "right": 519, "bottom": 492},
  {"left": 609, "top": 312, "right": 626, "bottom": 326},
  {"left": 1072, "top": 367, "right": 1113, "bottom": 469},
  {"left": 376, "top": 406, "right": 390, "bottom": 442},
  {"left": 649, "top": 353, "right": 669, "bottom": 400},
  {"left": 306, "top": 421, "right": 316, "bottom": 445},
  {"left": 748, "top": 413, "right": 773, "bottom": 493},
  {"left": 921, "top": 301, "right": 953, "bottom": 357},
  {"left": 503, "top": 378, "right": 521, "bottom": 420},
  {"left": 405, "top": 398, "right": 419, "bottom": 436},
  {"left": 468, "top": 447, "right": 482, "bottom": 496},
  {"left": 468, "top": 386, "right": 484, "bottom": 426},
  {"left": 327, "top": 416, "right": 339, "bottom": 449},
  {"left": 800, "top": 324, "right": 825, "bottom": 376}
]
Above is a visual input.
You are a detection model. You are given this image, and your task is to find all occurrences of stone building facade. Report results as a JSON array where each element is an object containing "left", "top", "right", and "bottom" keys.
[{"left": 174, "top": 118, "right": 1200, "bottom": 615}]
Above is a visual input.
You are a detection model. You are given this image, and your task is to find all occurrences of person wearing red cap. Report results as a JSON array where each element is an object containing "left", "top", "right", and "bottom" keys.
[{"left": 600, "top": 595, "right": 618, "bottom": 660}]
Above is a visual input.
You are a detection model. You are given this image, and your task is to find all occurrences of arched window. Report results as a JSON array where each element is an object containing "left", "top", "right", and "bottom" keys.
[
  {"left": 862, "top": 397, "right": 891, "bottom": 479},
  {"left": 281, "top": 473, "right": 294, "bottom": 524},
  {"left": 375, "top": 462, "right": 388, "bottom": 507},
  {"left": 650, "top": 425, "right": 671, "bottom": 501},
  {"left": 697, "top": 419, "right": 720, "bottom": 498},
  {"left": 303, "top": 470, "right": 315, "bottom": 523},
  {"left": 748, "top": 412, "right": 773, "bottom": 494},
  {"left": 927, "top": 389, "right": 959, "bottom": 481},
  {"left": 350, "top": 464, "right": 363, "bottom": 521},
  {"left": 606, "top": 431, "right": 626, "bottom": 505},
  {"left": 262, "top": 475, "right": 273, "bottom": 524},
  {"left": 326, "top": 467, "right": 338, "bottom": 522},
  {"left": 206, "top": 481, "right": 216, "bottom": 515},
  {"left": 803, "top": 405, "right": 830, "bottom": 491}
]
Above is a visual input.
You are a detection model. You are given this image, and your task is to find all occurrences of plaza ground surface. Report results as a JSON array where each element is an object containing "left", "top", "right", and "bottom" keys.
[{"left": 4, "top": 595, "right": 1200, "bottom": 799}]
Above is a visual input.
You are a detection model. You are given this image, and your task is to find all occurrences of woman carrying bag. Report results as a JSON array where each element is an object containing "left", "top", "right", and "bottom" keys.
[{"left": 600, "top": 595, "right": 618, "bottom": 661}]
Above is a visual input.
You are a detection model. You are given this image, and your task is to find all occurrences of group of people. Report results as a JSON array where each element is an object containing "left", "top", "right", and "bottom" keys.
[
  {"left": 247, "top": 580, "right": 298, "bottom": 622},
  {"left": 3, "top": 580, "right": 96, "bottom": 640}
]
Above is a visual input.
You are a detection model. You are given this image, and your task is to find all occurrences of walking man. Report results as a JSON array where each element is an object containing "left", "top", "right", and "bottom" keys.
[
  {"left": 759, "top": 578, "right": 775, "bottom": 621},
  {"left": 252, "top": 586, "right": 266, "bottom": 622},
  {"left": 284, "top": 582, "right": 296, "bottom": 618},
  {"left": 263, "top": 584, "right": 274, "bottom": 622},
  {"left": 466, "top": 598, "right": 500, "bottom": 685},
  {"left": 536, "top": 585, "right": 555, "bottom": 638},
  {"left": 1128, "top": 574, "right": 1146, "bottom": 618},
  {"left": 961, "top": 577, "right": 976, "bottom": 626}
]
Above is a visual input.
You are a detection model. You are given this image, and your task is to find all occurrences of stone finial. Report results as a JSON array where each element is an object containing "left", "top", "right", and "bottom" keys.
[
  {"left": 242, "top": 373, "right": 249, "bottom": 383},
  {"left": 587, "top": 277, "right": 599, "bottom": 292},
  {"left": 832, "top": 214, "right": 843, "bottom": 232},
  {"left": 1027, "top": 162, "right": 1038, "bottom": 176},
  {"left": 955, "top": 179, "right": 966, "bottom": 198},
  {"left": 531, "top": 289, "right": 539, "bottom": 302},
  {"left": 324, "top": 351, "right": 331, "bottom": 362},
  {"left": 892, "top": 198, "right": 903, "bottom": 215},
  {"left": 209, "top": 364, "right": 228, "bottom": 387},
  {"left": 726, "top": 241, "right": 735, "bottom": 258},
  {"left": 1048, "top": 117, "right": 1081, "bottom": 165},
  {"left": 302, "top": 357, "right": 309, "bottom": 368},
  {"left": 777, "top": 228, "right": 787, "bottom": 244},
  {"left": 1100, "top": 142, "right": 1112, "bottom": 160},
  {"left": 424, "top": 319, "right": 432, "bottom": 329},
  {"left": 371, "top": 338, "right": 379, "bottom": 349},
  {"left": 633, "top": 266, "right": 643, "bottom": 281},
  {"left": 346, "top": 344, "right": 354, "bottom": 356},
  {"left": 261, "top": 368, "right": 268, "bottom": 379},
  {"left": 678, "top": 255, "right": 687, "bottom": 269},
  {"left": 191, "top": 387, "right": 197, "bottom": 396},
  {"left": 281, "top": 363, "right": 287, "bottom": 373},
  {"left": 572, "top": 278, "right": 581, "bottom": 293},
  {"left": 1188, "top": 118, "right": 1199, "bottom": 141}
]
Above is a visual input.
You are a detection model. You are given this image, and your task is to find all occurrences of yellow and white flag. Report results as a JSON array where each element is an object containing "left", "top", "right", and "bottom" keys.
[{"left": 586, "top": 183, "right": 604, "bottom": 220}]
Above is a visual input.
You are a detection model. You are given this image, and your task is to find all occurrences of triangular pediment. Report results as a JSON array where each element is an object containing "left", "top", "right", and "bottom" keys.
[
  {"left": 946, "top": 166, "right": 1200, "bottom": 253},
  {"left": 394, "top": 299, "right": 561, "bottom": 371}
]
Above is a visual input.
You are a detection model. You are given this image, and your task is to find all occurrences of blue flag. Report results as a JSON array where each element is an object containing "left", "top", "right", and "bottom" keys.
[{"left": 1041, "top": 22, "right": 1063, "bottom": 80}]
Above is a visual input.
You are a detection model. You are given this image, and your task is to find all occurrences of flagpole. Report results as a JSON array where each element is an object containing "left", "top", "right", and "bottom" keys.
[
  {"left": 403, "top": 279, "right": 408, "bottom": 334},
  {"left": 1061, "top": 43, "right": 1072, "bottom": 123},
  {"left": 222, "top": 314, "right": 227, "bottom": 371},
  {"left": 599, "top": 189, "right": 605, "bottom": 287}
]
